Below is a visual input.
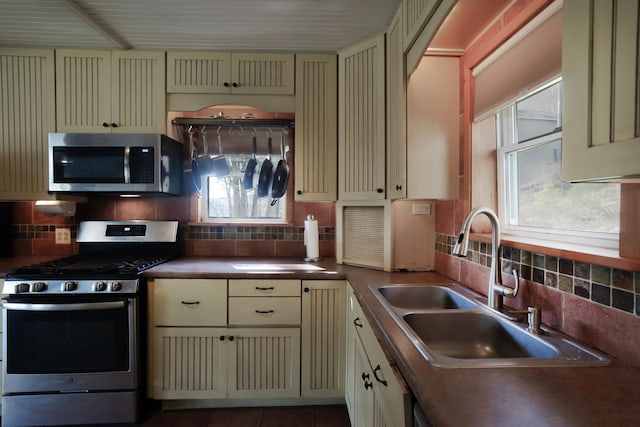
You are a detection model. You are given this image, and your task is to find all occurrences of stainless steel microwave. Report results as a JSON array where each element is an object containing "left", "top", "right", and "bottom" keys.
[{"left": 48, "top": 133, "right": 182, "bottom": 195}]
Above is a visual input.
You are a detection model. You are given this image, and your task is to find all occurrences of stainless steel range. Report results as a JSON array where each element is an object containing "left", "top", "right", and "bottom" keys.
[{"left": 2, "top": 220, "right": 180, "bottom": 427}]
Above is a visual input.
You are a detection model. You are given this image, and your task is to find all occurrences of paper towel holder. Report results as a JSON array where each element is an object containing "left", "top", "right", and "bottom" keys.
[{"left": 303, "top": 214, "right": 322, "bottom": 262}]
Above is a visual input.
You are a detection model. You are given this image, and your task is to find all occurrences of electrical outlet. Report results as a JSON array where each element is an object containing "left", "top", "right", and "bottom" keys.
[
  {"left": 55, "top": 228, "right": 71, "bottom": 245},
  {"left": 411, "top": 203, "right": 431, "bottom": 215}
]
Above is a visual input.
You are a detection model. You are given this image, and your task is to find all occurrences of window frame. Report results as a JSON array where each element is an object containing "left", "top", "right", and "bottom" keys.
[{"left": 495, "top": 78, "right": 620, "bottom": 249}]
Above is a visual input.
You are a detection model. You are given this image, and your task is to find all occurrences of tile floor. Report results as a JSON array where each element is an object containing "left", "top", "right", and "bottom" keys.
[{"left": 139, "top": 405, "right": 351, "bottom": 427}]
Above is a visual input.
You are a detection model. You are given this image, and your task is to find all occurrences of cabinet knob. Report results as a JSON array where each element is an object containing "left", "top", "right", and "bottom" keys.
[
  {"left": 304, "top": 287, "right": 309, "bottom": 293},
  {"left": 297, "top": 190, "right": 302, "bottom": 195},
  {"left": 228, "top": 336, "right": 234, "bottom": 341},
  {"left": 395, "top": 185, "right": 402, "bottom": 191},
  {"left": 111, "top": 123, "right": 118, "bottom": 128},
  {"left": 376, "top": 188, "right": 384, "bottom": 194},
  {"left": 102, "top": 122, "right": 109, "bottom": 127},
  {"left": 232, "top": 82, "right": 238, "bottom": 88},
  {"left": 224, "top": 82, "right": 230, "bottom": 87},
  {"left": 220, "top": 336, "right": 225, "bottom": 341}
]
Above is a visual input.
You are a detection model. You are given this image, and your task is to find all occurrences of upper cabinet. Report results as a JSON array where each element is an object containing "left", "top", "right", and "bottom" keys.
[
  {"left": 562, "top": 0, "right": 640, "bottom": 181},
  {"left": 55, "top": 49, "right": 166, "bottom": 133},
  {"left": 338, "top": 35, "right": 386, "bottom": 200},
  {"left": 402, "top": 0, "right": 439, "bottom": 50},
  {"left": 386, "top": 8, "right": 407, "bottom": 200},
  {"left": 167, "top": 51, "right": 294, "bottom": 95},
  {"left": 0, "top": 48, "right": 56, "bottom": 200},
  {"left": 294, "top": 54, "right": 338, "bottom": 201}
]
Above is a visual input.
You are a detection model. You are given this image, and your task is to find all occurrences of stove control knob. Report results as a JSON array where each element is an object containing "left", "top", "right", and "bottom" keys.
[
  {"left": 110, "top": 282, "right": 123, "bottom": 292},
  {"left": 94, "top": 281, "right": 107, "bottom": 292},
  {"left": 32, "top": 282, "right": 48, "bottom": 292},
  {"left": 16, "top": 283, "right": 30, "bottom": 293},
  {"left": 62, "top": 281, "right": 78, "bottom": 292}
]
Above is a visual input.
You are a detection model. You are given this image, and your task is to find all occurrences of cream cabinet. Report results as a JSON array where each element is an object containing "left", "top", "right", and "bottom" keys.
[
  {"left": 294, "top": 54, "right": 338, "bottom": 201},
  {"left": 402, "top": 0, "right": 440, "bottom": 51},
  {"left": 0, "top": 48, "right": 56, "bottom": 201},
  {"left": 55, "top": 49, "right": 166, "bottom": 133},
  {"left": 562, "top": 0, "right": 640, "bottom": 181},
  {"left": 167, "top": 51, "right": 295, "bottom": 95},
  {"left": 338, "top": 35, "right": 387, "bottom": 200},
  {"left": 149, "top": 278, "right": 301, "bottom": 400},
  {"left": 345, "top": 286, "right": 411, "bottom": 427},
  {"left": 301, "top": 280, "right": 346, "bottom": 398},
  {"left": 386, "top": 8, "right": 407, "bottom": 200}
]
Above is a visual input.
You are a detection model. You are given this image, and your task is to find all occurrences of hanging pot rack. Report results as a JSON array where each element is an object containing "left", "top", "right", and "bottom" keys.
[{"left": 172, "top": 117, "right": 294, "bottom": 130}]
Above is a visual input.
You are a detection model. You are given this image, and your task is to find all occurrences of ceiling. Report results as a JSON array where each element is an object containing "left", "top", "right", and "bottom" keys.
[{"left": 0, "top": 0, "right": 510, "bottom": 53}]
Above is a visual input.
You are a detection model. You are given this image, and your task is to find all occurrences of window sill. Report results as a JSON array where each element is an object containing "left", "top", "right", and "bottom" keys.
[{"left": 469, "top": 232, "right": 640, "bottom": 272}]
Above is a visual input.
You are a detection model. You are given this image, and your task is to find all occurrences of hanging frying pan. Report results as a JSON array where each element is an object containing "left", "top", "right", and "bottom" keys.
[
  {"left": 271, "top": 130, "right": 289, "bottom": 199},
  {"left": 183, "top": 126, "right": 202, "bottom": 196},
  {"left": 257, "top": 132, "right": 273, "bottom": 197},
  {"left": 243, "top": 132, "right": 258, "bottom": 189},
  {"left": 195, "top": 126, "right": 215, "bottom": 177},
  {"left": 211, "top": 127, "right": 230, "bottom": 177}
]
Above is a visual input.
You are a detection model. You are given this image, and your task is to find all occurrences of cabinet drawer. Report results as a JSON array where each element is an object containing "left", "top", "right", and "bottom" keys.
[
  {"left": 153, "top": 279, "right": 227, "bottom": 326},
  {"left": 229, "top": 297, "right": 301, "bottom": 325},
  {"left": 228, "top": 279, "right": 301, "bottom": 297}
]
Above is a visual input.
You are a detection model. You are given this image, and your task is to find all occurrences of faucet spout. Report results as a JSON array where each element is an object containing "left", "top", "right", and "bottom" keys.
[{"left": 452, "top": 207, "right": 517, "bottom": 311}]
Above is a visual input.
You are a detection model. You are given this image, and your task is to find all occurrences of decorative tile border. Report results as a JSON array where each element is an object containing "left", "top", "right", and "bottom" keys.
[
  {"left": 186, "top": 225, "right": 335, "bottom": 242},
  {"left": 436, "top": 233, "right": 640, "bottom": 317}
]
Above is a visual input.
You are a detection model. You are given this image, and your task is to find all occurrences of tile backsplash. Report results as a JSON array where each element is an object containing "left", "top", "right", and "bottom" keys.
[{"left": 436, "top": 233, "right": 640, "bottom": 317}]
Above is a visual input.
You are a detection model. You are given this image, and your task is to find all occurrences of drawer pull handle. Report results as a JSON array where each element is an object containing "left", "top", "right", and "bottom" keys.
[
  {"left": 255, "top": 309, "right": 275, "bottom": 315},
  {"left": 354, "top": 317, "right": 363, "bottom": 328},
  {"left": 373, "top": 365, "right": 388, "bottom": 387},
  {"left": 181, "top": 301, "right": 200, "bottom": 305},
  {"left": 255, "top": 286, "right": 275, "bottom": 291}
]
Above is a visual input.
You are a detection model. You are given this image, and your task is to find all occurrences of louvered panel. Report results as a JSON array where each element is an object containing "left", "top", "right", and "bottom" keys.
[
  {"left": 339, "top": 36, "right": 385, "bottom": 200},
  {"left": 402, "top": 0, "right": 438, "bottom": 47},
  {"left": 232, "top": 53, "right": 295, "bottom": 95},
  {"left": 373, "top": 394, "right": 390, "bottom": 427},
  {"left": 174, "top": 58, "right": 224, "bottom": 87},
  {"left": 0, "top": 49, "right": 55, "bottom": 200},
  {"left": 301, "top": 282, "right": 345, "bottom": 397},
  {"left": 62, "top": 56, "right": 103, "bottom": 127},
  {"left": 152, "top": 327, "right": 226, "bottom": 399},
  {"left": 229, "top": 328, "right": 300, "bottom": 398},
  {"left": 343, "top": 206, "right": 385, "bottom": 269},
  {"left": 295, "top": 54, "right": 337, "bottom": 201}
]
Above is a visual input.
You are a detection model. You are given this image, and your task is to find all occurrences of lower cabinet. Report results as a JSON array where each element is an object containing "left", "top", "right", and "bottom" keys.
[
  {"left": 148, "top": 278, "right": 346, "bottom": 403},
  {"left": 152, "top": 327, "right": 300, "bottom": 399},
  {"left": 345, "top": 286, "right": 411, "bottom": 427}
]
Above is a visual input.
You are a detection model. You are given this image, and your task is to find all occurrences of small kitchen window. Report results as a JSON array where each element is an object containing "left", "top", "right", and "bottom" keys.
[{"left": 495, "top": 78, "right": 620, "bottom": 246}]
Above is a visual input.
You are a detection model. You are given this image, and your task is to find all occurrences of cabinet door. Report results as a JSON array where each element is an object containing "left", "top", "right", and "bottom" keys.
[
  {"left": 151, "top": 327, "right": 228, "bottom": 399},
  {"left": 166, "top": 51, "right": 231, "bottom": 93},
  {"left": 55, "top": 49, "right": 111, "bottom": 132},
  {"left": 338, "top": 35, "right": 387, "bottom": 200},
  {"left": 301, "top": 280, "right": 346, "bottom": 398},
  {"left": 386, "top": 9, "right": 407, "bottom": 200},
  {"left": 110, "top": 50, "right": 166, "bottom": 133},
  {"left": 562, "top": 0, "right": 640, "bottom": 181},
  {"left": 227, "top": 328, "right": 301, "bottom": 399},
  {"left": 230, "top": 52, "right": 295, "bottom": 95},
  {"left": 0, "top": 48, "right": 56, "bottom": 200},
  {"left": 152, "top": 278, "right": 227, "bottom": 326},
  {"left": 402, "top": 0, "right": 439, "bottom": 50},
  {"left": 294, "top": 54, "right": 338, "bottom": 201}
]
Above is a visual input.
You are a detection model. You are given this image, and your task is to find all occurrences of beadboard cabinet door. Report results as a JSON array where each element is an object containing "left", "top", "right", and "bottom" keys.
[
  {"left": 338, "top": 35, "right": 386, "bottom": 200},
  {"left": 562, "top": 0, "right": 640, "bottom": 181},
  {"left": 301, "top": 280, "right": 346, "bottom": 398},
  {"left": 55, "top": 49, "right": 166, "bottom": 133},
  {"left": 294, "top": 54, "right": 338, "bottom": 201},
  {"left": 386, "top": 8, "right": 407, "bottom": 200},
  {"left": 0, "top": 48, "right": 56, "bottom": 200},
  {"left": 167, "top": 51, "right": 295, "bottom": 95}
]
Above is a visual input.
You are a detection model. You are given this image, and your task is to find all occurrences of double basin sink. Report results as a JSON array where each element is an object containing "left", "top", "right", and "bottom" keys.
[{"left": 369, "top": 284, "right": 609, "bottom": 368}]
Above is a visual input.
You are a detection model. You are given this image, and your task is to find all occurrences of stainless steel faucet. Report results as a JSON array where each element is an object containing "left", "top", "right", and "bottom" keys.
[{"left": 452, "top": 207, "right": 519, "bottom": 312}]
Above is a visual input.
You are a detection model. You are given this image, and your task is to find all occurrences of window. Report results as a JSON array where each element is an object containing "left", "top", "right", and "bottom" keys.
[
  {"left": 496, "top": 78, "right": 620, "bottom": 245},
  {"left": 196, "top": 128, "right": 290, "bottom": 224}
]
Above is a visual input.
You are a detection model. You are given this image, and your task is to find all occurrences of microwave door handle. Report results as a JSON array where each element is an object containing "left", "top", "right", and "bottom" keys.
[
  {"left": 2, "top": 301, "right": 126, "bottom": 311},
  {"left": 124, "top": 146, "right": 131, "bottom": 183}
]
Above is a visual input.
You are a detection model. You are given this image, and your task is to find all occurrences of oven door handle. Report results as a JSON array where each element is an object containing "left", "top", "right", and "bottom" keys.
[{"left": 2, "top": 301, "right": 126, "bottom": 311}]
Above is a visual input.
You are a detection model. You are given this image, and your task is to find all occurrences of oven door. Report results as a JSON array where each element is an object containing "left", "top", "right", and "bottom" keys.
[{"left": 2, "top": 295, "right": 138, "bottom": 394}]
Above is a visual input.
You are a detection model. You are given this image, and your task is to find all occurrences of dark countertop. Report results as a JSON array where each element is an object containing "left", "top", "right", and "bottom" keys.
[{"left": 8, "top": 254, "right": 630, "bottom": 426}]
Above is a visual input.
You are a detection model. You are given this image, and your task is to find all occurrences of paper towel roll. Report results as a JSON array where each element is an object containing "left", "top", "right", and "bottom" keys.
[{"left": 304, "top": 214, "right": 320, "bottom": 261}]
